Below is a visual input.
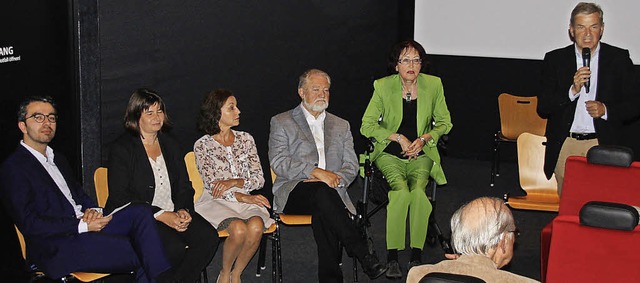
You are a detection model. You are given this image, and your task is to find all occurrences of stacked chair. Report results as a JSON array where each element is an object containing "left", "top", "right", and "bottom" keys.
[
  {"left": 503, "top": 133, "right": 559, "bottom": 212},
  {"left": 492, "top": 93, "right": 547, "bottom": 187}
]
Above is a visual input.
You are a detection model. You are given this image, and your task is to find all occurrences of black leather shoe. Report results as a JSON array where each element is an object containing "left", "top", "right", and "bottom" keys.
[
  {"left": 385, "top": 260, "right": 402, "bottom": 278},
  {"left": 361, "top": 253, "right": 387, "bottom": 279}
]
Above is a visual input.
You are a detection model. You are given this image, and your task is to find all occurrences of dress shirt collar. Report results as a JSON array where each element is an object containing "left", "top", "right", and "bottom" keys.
[
  {"left": 575, "top": 42, "right": 600, "bottom": 60},
  {"left": 300, "top": 103, "right": 326, "bottom": 124},
  {"left": 20, "top": 140, "right": 55, "bottom": 165}
]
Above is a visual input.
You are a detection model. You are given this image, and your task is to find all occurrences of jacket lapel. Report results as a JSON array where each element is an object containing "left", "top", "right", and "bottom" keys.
[
  {"left": 292, "top": 105, "right": 316, "bottom": 147},
  {"left": 416, "top": 74, "right": 428, "bottom": 136},
  {"left": 17, "top": 146, "right": 78, "bottom": 215}
]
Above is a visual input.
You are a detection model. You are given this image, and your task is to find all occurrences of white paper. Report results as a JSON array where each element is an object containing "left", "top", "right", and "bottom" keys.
[{"left": 107, "top": 202, "right": 131, "bottom": 217}]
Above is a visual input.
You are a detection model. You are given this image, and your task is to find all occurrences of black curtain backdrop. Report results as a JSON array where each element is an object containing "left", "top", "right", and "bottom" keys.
[
  {"left": 97, "top": 1, "right": 401, "bottom": 201},
  {"left": 0, "top": 1, "right": 75, "bottom": 281}
]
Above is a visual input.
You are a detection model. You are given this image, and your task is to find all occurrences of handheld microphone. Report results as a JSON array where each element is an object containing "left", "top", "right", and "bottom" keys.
[{"left": 582, "top": 48, "right": 591, "bottom": 93}]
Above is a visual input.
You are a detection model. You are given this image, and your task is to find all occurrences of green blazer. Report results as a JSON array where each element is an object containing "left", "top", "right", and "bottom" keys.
[{"left": 360, "top": 73, "right": 452, "bottom": 184}]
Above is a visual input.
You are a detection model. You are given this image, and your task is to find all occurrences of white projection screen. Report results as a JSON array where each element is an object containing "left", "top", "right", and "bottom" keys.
[{"left": 415, "top": 0, "right": 640, "bottom": 63}]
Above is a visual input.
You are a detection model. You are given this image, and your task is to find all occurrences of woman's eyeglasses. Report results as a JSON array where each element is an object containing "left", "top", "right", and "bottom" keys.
[{"left": 398, "top": 58, "right": 422, "bottom": 65}]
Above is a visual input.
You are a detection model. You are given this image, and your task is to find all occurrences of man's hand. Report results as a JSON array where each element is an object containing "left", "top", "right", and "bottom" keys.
[
  {"left": 585, "top": 100, "right": 606, "bottom": 118},
  {"left": 572, "top": 66, "right": 591, "bottom": 94},
  {"left": 82, "top": 208, "right": 102, "bottom": 224},
  {"left": 87, "top": 215, "right": 112, "bottom": 232},
  {"left": 237, "top": 193, "right": 271, "bottom": 208},
  {"left": 309, "top": 168, "right": 342, "bottom": 188},
  {"left": 444, "top": 253, "right": 460, "bottom": 260}
]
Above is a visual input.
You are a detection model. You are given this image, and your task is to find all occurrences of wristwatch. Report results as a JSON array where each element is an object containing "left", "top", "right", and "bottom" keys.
[{"left": 420, "top": 136, "right": 427, "bottom": 144}]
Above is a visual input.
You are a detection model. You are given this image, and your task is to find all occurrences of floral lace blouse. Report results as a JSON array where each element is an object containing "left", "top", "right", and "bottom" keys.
[{"left": 193, "top": 131, "right": 265, "bottom": 202}]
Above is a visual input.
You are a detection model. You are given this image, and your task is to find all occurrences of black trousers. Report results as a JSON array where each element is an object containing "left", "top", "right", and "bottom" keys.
[
  {"left": 156, "top": 211, "right": 219, "bottom": 283},
  {"left": 284, "top": 182, "right": 368, "bottom": 283}
]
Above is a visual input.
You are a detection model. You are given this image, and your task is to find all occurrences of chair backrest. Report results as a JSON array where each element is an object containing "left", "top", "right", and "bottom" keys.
[
  {"left": 93, "top": 167, "right": 109, "bottom": 207},
  {"left": 184, "top": 151, "right": 204, "bottom": 202},
  {"left": 517, "top": 133, "right": 557, "bottom": 191},
  {"left": 420, "top": 272, "right": 486, "bottom": 283},
  {"left": 559, "top": 155, "right": 640, "bottom": 216},
  {"left": 498, "top": 93, "right": 547, "bottom": 140},
  {"left": 14, "top": 226, "right": 27, "bottom": 260}
]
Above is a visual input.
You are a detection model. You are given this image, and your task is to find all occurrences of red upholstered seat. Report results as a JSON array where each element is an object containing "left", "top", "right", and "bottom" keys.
[
  {"left": 541, "top": 156, "right": 640, "bottom": 282},
  {"left": 546, "top": 216, "right": 640, "bottom": 282}
]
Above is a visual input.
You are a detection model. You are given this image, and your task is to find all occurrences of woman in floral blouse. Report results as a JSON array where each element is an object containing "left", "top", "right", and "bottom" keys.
[{"left": 193, "top": 89, "right": 274, "bottom": 283}]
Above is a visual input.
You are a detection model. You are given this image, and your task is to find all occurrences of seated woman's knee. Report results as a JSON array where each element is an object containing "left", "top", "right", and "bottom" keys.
[
  {"left": 227, "top": 221, "right": 248, "bottom": 238},
  {"left": 247, "top": 217, "right": 265, "bottom": 235}
]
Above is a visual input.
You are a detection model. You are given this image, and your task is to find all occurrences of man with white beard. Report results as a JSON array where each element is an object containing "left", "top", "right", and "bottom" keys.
[{"left": 269, "top": 69, "right": 387, "bottom": 282}]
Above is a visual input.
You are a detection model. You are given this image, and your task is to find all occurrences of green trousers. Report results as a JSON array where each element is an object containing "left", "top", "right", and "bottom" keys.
[{"left": 375, "top": 152, "right": 433, "bottom": 250}]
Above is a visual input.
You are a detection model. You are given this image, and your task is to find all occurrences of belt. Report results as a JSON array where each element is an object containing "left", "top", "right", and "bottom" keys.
[{"left": 570, "top": 132, "right": 598, "bottom": 140}]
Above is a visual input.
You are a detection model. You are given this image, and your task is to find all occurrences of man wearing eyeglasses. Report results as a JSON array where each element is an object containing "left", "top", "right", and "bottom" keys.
[
  {"left": 407, "top": 197, "right": 538, "bottom": 282},
  {"left": 1, "top": 96, "right": 175, "bottom": 282}
]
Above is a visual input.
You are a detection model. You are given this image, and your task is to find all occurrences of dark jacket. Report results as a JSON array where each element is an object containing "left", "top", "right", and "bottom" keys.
[
  {"left": 1, "top": 145, "right": 95, "bottom": 278},
  {"left": 105, "top": 132, "right": 194, "bottom": 214},
  {"left": 537, "top": 43, "right": 640, "bottom": 178}
]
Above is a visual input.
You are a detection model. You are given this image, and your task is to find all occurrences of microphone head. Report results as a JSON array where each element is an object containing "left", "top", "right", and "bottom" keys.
[{"left": 582, "top": 47, "right": 591, "bottom": 58}]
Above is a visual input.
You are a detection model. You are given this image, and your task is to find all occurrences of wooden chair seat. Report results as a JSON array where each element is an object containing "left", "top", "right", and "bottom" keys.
[
  {"left": 506, "top": 189, "right": 560, "bottom": 212},
  {"left": 14, "top": 226, "right": 110, "bottom": 282},
  {"left": 278, "top": 214, "right": 312, "bottom": 225},
  {"left": 505, "top": 133, "right": 559, "bottom": 212}
]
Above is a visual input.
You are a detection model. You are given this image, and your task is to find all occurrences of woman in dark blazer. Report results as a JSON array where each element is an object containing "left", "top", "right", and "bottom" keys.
[{"left": 106, "top": 88, "right": 219, "bottom": 283}]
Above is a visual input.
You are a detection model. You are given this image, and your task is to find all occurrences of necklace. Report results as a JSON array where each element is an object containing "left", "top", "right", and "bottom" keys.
[
  {"left": 141, "top": 135, "right": 158, "bottom": 146},
  {"left": 402, "top": 81, "right": 416, "bottom": 102}
]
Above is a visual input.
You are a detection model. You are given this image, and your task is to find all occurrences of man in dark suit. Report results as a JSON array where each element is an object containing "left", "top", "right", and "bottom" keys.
[
  {"left": 537, "top": 2, "right": 640, "bottom": 193},
  {"left": 269, "top": 69, "right": 386, "bottom": 282},
  {"left": 0, "top": 96, "right": 172, "bottom": 282}
]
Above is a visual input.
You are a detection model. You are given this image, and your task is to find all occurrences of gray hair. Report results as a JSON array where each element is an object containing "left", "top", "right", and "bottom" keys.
[
  {"left": 570, "top": 2, "right": 604, "bottom": 26},
  {"left": 297, "top": 69, "right": 331, "bottom": 90},
  {"left": 450, "top": 197, "right": 516, "bottom": 256}
]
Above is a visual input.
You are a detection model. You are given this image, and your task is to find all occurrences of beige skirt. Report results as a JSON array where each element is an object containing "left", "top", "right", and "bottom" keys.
[{"left": 195, "top": 193, "right": 275, "bottom": 230}]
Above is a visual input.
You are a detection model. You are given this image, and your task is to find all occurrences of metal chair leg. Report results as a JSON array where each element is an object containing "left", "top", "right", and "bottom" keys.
[
  {"left": 491, "top": 132, "right": 500, "bottom": 187},
  {"left": 276, "top": 221, "right": 283, "bottom": 283},
  {"left": 255, "top": 235, "right": 267, "bottom": 277}
]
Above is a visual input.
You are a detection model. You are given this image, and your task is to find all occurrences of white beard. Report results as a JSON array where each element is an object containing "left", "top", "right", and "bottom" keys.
[{"left": 304, "top": 99, "right": 328, "bottom": 113}]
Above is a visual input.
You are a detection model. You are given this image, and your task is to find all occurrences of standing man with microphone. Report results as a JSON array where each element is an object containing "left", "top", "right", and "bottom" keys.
[{"left": 537, "top": 2, "right": 640, "bottom": 193}]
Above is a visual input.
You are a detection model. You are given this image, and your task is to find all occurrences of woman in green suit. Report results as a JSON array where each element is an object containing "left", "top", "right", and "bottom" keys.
[{"left": 360, "top": 40, "right": 452, "bottom": 278}]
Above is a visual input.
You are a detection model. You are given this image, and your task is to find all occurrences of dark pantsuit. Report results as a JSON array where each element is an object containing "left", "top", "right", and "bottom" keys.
[
  {"left": 155, "top": 212, "right": 218, "bottom": 283},
  {"left": 284, "top": 182, "right": 367, "bottom": 283}
]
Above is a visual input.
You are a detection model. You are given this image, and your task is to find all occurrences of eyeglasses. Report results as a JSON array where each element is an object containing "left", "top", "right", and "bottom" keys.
[
  {"left": 398, "top": 58, "right": 422, "bottom": 65},
  {"left": 508, "top": 228, "right": 520, "bottom": 238},
  {"left": 25, "top": 113, "right": 58, "bottom": 123}
]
